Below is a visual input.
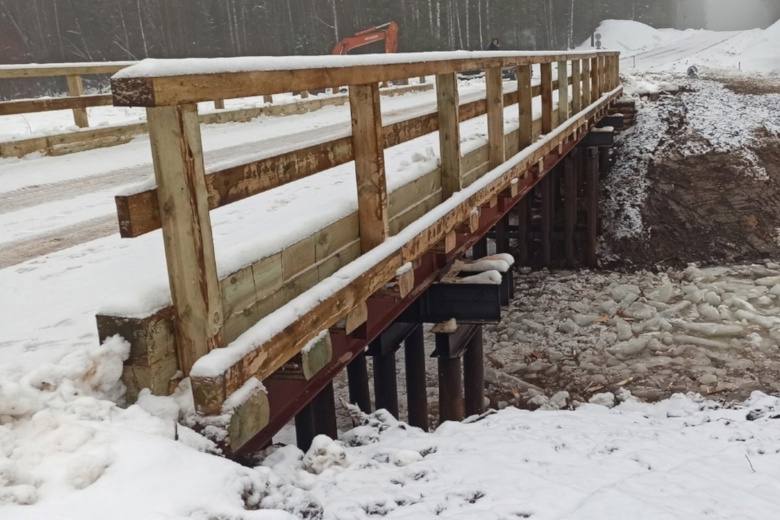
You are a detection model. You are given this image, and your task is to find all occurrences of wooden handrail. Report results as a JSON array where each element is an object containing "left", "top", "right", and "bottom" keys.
[
  {"left": 1, "top": 60, "right": 234, "bottom": 127},
  {"left": 0, "top": 61, "right": 133, "bottom": 79},
  {"left": 0, "top": 94, "right": 113, "bottom": 116},
  {"left": 114, "top": 80, "right": 565, "bottom": 238},
  {"left": 111, "top": 51, "right": 619, "bottom": 107}
]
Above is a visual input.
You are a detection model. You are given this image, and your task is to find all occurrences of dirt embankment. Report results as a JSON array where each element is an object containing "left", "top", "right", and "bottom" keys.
[{"left": 604, "top": 77, "right": 780, "bottom": 269}]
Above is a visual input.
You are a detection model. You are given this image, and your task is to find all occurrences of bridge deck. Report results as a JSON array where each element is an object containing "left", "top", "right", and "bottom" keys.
[{"left": 97, "top": 50, "right": 621, "bottom": 452}]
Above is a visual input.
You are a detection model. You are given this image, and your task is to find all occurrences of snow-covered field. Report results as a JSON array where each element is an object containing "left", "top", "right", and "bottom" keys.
[{"left": 3, "top": 17, "right": 780, "bottom": 520}]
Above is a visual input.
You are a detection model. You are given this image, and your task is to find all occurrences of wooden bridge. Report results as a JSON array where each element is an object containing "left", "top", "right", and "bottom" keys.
[{"left": 96, "top": 50, "right": 623, "bottom": 453}]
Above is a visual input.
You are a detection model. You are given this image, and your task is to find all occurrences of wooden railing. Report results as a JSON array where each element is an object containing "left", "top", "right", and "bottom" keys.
[
  {"left": 0, "top": 62, "right": 133, "bottom": 127},
  {"left": 103, "top": 51, "right": 621, "bottom": 421},
  {"left": 0, "top": 61, "right": 241, "bottom": 128}
]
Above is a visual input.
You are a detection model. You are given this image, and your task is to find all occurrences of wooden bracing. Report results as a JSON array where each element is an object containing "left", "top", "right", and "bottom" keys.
[{"left": 99, "top": 50, "right": 621, "bottom": 438}]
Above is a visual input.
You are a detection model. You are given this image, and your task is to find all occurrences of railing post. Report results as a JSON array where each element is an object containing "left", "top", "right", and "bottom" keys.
[
  {"left": 582, "top": 58, "right": 592, "bottom": 107},
  {"left": 146, "top": 103, "right": 224, "bottom": 374},
  {"left": 613, "top": 55, "right": 620, "bottom": 89},
  {"left": 540, "top": 62, "right": 553, "bottom": 134},
  {"left": 485, "top": 66, "right": 505, "bottom": 168},
  {"left": 591, "top": 57, "right": 601, "bottom": 102},
  {"left": 349, "top": 83, "right": 389, "bottom": 252},
  {"left": 436, "top": 72, "right": 461, "bottom": 199},
  {"left": 517, "top": 64, "right": 533, "bottom": 149},
  {"left": 557, "top": 60, "right": 569, "bottom": 123},
  {"left": 571, "top": 59, "right": 582, "bottom": 114},
  {"left": 66, "top": 74, "right": 89, "bottom": 128},
  {"left": 214, "top": 99, "right": 225, "bottom": 109}
]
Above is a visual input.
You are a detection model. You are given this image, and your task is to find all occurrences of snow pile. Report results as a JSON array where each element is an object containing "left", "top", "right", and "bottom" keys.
[
  {"left": 583, "top": 19, "right": 780, "bottom": 75},
  {"left": 257, "top": 393, "right": 780, "bottom": 519},
  {"left": 583, "top": 19, "right": 684, "bottom": 56},
  {"left": 487, "top": 263, "right": 780, "bottom": 404},
  {"left": 0, "top": 336, "right": 292, "bottom": 519}
]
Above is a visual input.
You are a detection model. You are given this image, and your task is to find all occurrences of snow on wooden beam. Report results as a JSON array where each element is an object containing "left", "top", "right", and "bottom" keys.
[{"left": 110, "top": 51, "right": 619, "bottom": 107}]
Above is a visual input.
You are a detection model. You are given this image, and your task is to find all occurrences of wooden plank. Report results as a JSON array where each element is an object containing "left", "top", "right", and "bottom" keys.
[
  {"left": 436, "top": 72, "right": 461, "bottom": 199},
  {"left": 146, "top": 103, "right": 224, "bottom": 375},
  {"left": 485, "top": 66, "right": 505, "bottom": 169},
  {"left": 591, "top": 57, "right": 601, "bottom": 102},
  {"left": 0, "top": 61, "right": 132, "bottom": 79},
  {"left": 0, "top": 93, "right": 113, "bottom": 116},
  {"left": 110, "top": 52, "right": 620, "bottom": 107},
  {"left": 349, "top": 83, "right": 389, "bottom": 252},
  {"left": 582, "top": 59, "right": 592, "bottom": 107},
  {"left": 557, "top": 61, "right": 569, "bottom": 123},
  {"left": 571, "top": 60, "right": 582, "bottom": 114},
  {"left": 517, "top": 65, "right": 533, "bottom": 149},
  {"left": 540, "top": 63, "right": 553, "bottom": 134}
]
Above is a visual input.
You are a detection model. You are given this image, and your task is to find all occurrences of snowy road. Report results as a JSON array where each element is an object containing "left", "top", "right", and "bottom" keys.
[{"left": 0, "top": 80, "right": 504, "bottom": 267}]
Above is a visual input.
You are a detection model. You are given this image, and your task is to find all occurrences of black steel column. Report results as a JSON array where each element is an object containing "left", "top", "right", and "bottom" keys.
[
  {"left": 564, "top": 152, "right": 578, "bottom": 268},
  {"left": 516, "top": 197, "right": 529, "bottom": 265},
  {"left": 584, "top": 147, "right": 600, "bottom": 268},
  {"left": 438, "top": 356, "right": 465, "bottom": 422},
  {"left": 463, "top": 325, "right": 485, "bottom": 417},
  {"left": 473, "top": 235, "right": 488, "bottom": 259},
  {"left": 295, "top": 402, "right": 317, "bottom": 451},
  {"left": 373, "top": 351, "right": 399, "bottom": 418},
  {"left": 403, "top": 324, "right": 429, "bottom": 430},
  {"left": 347, "top": 351, "right": 371, "bottom": 413},
  {"left": 312, "top": 381, "right": 338, "bottom": 440}
]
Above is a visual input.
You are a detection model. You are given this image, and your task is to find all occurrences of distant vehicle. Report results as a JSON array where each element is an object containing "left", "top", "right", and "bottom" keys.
[{"left": 332, "top": 22, "right": 399, "bottom": 55}]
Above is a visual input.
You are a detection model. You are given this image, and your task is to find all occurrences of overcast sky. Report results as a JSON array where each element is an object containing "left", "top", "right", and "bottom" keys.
[{"left": 697, "top": 0, "right": 778, "bottom": 30}]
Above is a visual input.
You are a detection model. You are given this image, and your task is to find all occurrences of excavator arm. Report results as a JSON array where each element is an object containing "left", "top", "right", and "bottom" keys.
[{"left": 332, "top": 22, "right": 399, "bottom": 55}]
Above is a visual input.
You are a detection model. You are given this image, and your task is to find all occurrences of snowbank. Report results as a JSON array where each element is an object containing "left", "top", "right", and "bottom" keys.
[
  {"left": 582, "top": 18, "right": 780, "bottom": 75},
  {"left": 4, "top": 344, "right": 780, "bottom": 520},
  {"left": 582, "top": 19, "right": 684, "bottom": 56}
]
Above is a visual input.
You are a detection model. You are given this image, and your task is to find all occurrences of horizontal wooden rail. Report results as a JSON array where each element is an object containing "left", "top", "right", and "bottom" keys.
[
  {"left": 111, "top": 51, "right": 618, "bottom": 107},
  {"left": 0, "top": 93, "right": 113, "bottom": 116},
  {"left": 0, "top": 61, "right": 133, "bottom": 79},
  {"left": 115, "top": 79, "right": 566, "bottom": 237}
]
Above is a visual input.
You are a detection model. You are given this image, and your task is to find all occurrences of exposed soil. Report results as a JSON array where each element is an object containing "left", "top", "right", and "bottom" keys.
[
  {"left": 722, "top": 77, "right": 780, "bottom": 96},
  {"left": 605, "top": 77, "right": 780, "bottom": 269},
  {"left": 608, "top": 137, "right": 780, "bottom": 268}
]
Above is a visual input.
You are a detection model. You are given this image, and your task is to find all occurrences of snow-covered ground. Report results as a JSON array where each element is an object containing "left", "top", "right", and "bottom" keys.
[
  {"left": 3, "top": 17, "right": 780, "bottom": 519},
  {"left": 583, "top": 19, "right": 780, "bottom": 75}
]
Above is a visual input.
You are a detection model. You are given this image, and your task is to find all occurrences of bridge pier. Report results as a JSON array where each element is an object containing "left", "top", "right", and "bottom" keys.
[
  {"left": 372, "top": 349, "right": 399, "bottom": 418},
  {"left": 403, "top": 324, "right": 429, "bottom": 430},
  {"left": 295, "top": 381, "right": 337, "bottom": 451},
  {"left": 346, "top": 352, "right": 372, "bottom": 413},
  {"left": 433, "top": 323, "right": 485, "bottom": 423}
]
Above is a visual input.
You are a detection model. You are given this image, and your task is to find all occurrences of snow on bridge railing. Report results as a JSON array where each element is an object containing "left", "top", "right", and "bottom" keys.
[
  {"left": 99, "top": 50, "right": 621, "bottom": 451},
  {"left": 0, "top": 60, "right": 235, "bottom": 128},
  {"left": 0, "top": 61, "right": 133, "bottom": 127}
]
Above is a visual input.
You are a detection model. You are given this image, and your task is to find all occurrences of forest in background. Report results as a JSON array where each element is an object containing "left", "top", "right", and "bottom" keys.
[{"left": 1, "top": 0, "right": 778, "bottom": 98}]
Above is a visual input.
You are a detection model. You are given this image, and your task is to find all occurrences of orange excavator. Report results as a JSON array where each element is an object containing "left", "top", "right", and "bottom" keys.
[{"left": 332, "top": 22, "right": 399, "bottom": 55}]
